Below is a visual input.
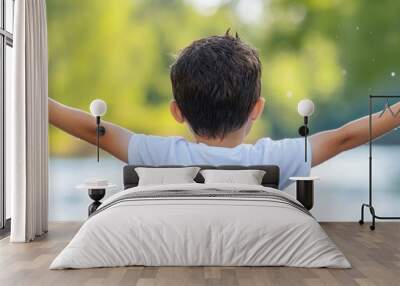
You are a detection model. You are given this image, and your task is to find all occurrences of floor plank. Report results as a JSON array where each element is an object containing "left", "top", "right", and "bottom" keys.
[{"left": 0, "top": 222, "right": 399, "bottom": 286}]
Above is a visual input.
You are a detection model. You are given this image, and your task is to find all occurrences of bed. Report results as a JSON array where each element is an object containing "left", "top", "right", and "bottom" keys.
[{"left": 50, "top": 165, "right": 350, "bottom": 269}]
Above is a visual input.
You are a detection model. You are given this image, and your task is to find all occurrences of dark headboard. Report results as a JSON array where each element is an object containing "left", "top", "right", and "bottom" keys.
[{"left": 123, "top": 165, "right": 280, "bottom": 189}]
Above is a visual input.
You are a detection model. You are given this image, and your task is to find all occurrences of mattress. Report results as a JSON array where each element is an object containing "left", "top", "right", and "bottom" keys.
[{"left": 50, "top": 183, "right": 350, "bottom": 269}]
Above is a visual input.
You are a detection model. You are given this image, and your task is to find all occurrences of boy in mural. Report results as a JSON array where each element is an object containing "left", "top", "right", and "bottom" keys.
[{"left": 49, "top": 32, "right": 400, "bottom": 188}]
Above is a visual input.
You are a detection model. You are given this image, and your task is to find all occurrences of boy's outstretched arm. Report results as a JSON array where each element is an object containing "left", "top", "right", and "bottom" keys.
[
  {"left": 49, "top": 98, "right": 132, "bottom": 162},
  {"left": 311, "top": 101, "right": 400, "bottom": 167}
]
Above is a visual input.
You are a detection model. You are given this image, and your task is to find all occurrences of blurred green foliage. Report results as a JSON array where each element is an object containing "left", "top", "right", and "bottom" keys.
[{"left": 47, "top": 0, "right": 400, "bottom": 156}]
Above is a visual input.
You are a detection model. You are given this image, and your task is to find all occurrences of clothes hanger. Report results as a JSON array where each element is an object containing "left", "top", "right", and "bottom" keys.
[{"left": 379, "top": 98, "right": 396, "bottom": 117}]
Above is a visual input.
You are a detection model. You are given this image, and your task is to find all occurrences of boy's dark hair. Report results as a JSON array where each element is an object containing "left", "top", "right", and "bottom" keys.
[{"left": 170, "top": 30, "right": 262, "bottom": 138}]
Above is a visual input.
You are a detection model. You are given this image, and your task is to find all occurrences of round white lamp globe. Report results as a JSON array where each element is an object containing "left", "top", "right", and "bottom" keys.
[
  {"left": 90, "top": 99, "right": 107, "bottom": 117},
  {"left": 297, "top": 99, "right": 315, "bottom": 117}
]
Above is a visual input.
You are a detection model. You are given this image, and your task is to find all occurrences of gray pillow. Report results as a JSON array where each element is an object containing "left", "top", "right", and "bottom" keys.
[
  {"left": 200, "top": 169, "right": 266, "bottom": 185},
  {"left": 135, "top": 167, "right": 200, "bottom": 186}
]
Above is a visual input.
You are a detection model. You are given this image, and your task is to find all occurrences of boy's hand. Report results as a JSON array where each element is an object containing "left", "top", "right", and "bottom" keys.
[
  {"left": 310, "top": 101, "right": 400, "bottom": 166},
  {"left": 49, "top": 98, "right": 132, "bottom": 162}
]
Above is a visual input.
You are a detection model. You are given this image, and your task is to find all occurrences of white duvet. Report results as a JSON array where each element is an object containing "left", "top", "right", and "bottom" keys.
[{"left": 50, "top": 183, "right": 350, "bottom": 269}]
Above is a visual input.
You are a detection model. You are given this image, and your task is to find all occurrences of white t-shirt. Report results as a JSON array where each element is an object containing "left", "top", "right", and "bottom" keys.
[{"left": 128, "top": 134, "right": 312, "bottom": 189}]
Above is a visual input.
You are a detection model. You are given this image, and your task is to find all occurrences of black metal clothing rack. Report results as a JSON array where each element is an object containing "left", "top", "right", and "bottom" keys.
[{"left": 359, "top": 95, "right": 400, "bottom": 230}]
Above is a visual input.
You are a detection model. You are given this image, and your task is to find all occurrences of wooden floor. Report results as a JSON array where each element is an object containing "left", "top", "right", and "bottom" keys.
[{"left": 0, "top": 222, "right": 399, "bottom": 286}]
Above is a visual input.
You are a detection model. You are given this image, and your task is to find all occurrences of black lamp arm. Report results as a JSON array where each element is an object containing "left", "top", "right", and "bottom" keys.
[
  {"left": 95, "top": 116, "right": 106, "bottom": 136},
  {"left": 298, "top": 116, "right": 309, "bottom": 162},
  {"left": 305, "top": 116, "right": 308, "bottom": 162},
  {"left": 95, "top": 116, "right": 106, "bottom": 162}
]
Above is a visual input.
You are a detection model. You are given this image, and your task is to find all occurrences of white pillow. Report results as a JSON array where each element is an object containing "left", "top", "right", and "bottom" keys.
[
  {"left": 200, "top": 169, "right": 266, "bottom": 185},
  {"left": 135, "top": 167, "right": 200, "bottom": 186}
]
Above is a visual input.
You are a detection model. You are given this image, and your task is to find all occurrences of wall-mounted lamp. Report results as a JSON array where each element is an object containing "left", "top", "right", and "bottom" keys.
[
  {"left": 90, "top": 99, "right": 107, "bottom": 162},
  {"left": 297, "top": 99, "right": 315, "bottom": 162}
]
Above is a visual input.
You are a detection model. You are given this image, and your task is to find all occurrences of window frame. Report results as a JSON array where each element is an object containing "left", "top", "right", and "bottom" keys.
[{"left": 0, "top": 0, "right": 13, "bottom": 236}]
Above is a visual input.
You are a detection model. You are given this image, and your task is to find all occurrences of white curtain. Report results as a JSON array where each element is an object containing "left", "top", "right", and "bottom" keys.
[{"left": 7, "top": 0, "right": 49, "bottom": 242}]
